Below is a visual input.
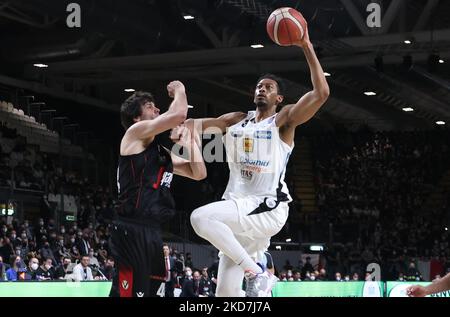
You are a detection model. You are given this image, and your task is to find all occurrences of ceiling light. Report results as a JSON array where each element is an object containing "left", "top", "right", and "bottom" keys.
[
  {"left": 124, "top": 89, "right": 135, "bottom": 92},
  {"left": 324, "top": 72, "right": 331, "bottom": 77},
  {"left": 183, "top": 15, "right": 195, "bottom": 20},
  {"left": 33, "top": 63, "right": 48, "bottom": 68},
  {"left": 404, "top": 40, "right": 411, "bottom": 44},
  {"left": 285, "top": 238, "right": 292, "bottom": 243},
  {"left": 439, "top": 59, "right": 444, "bottom": 64},
  {"left": 187, "top": 105, "right": 194, "bottom": 109},
  {"left": 251, "top": 44, "right": 264, "bottom": 49},
  {"left": 364, "top": 91, "right": 377, "bottom": 96},
  {"left": 402, "top": 107, "right": 414, "bottom": 112},
  {"left": 436, "top": 121, "right": 446, "bottom": 125}
]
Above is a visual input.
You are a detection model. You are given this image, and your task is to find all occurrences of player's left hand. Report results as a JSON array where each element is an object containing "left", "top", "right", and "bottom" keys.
[{"left": 293, "top": 23, "right": 310, "bottom": 48}]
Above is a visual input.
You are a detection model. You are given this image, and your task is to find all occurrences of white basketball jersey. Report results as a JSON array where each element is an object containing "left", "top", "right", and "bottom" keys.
[{"left": 222, "top": 111, "right": 293, "bottom": 205}]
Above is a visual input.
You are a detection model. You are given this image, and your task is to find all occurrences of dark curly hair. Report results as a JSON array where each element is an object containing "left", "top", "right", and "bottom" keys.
[{"left": 120, "top": 91, "right": 155, "bottom": 130}]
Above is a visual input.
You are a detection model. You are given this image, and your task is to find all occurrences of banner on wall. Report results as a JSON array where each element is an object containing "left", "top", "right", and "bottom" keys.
[
  {"left": 272, "top": 281, "right": 383, "bottom": 297},
  {"left": 386, "top": 281, "right": 450, "bottom": 297}
]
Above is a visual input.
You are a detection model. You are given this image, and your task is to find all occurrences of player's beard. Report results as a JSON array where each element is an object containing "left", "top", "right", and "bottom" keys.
[{"left": 255, "top": 99, "right": 269, "bottom": 109}]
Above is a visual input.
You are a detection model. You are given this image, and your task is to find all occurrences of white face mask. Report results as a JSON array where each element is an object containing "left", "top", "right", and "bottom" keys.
[
  {"left": 185, "top": 271, "right": 192, "bottom": 277},
  {"left": 345, "top": 277, "right": 350, "bottom": 281},
  {"left": 310, "top": 276, "right": 316, "bottom": 281},
  {"left": 44, "top": 264, "right": 51, "bottom": 270},
  {"left": 31, "top": 263, "right": 39, "bottom": 271}
]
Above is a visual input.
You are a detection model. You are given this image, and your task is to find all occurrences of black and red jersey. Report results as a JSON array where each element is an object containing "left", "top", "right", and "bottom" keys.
[{"left": 115, "top": 136, "right": 176, "bottom": 225}]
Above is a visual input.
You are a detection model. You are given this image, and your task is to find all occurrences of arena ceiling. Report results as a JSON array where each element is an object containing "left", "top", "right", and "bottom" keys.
[{"left": 1, "top": 0, "right": 450, "bottom": 132}]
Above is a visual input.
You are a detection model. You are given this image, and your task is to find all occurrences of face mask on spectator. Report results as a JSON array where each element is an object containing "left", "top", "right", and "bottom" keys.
[
  {"left": 39, "top": 221, "right": 44, "bottom": 226},
  {"left": 185, "top": 270, "right": 192, "bottom": 277},
  {"left": 21, "top": 234, "right": 27, "bottom": 239},
  {"left": 31, "top": 263, "right": 39, "bottom": 271},
  {"left": 44, "top": 264, "right": 51, "bottom": 270},
  {"left": 70, "top": 238, "right": 75, "bottom": 243},
  {"left": 345, "top": 277, "right": 350, "bottom": 281},
  {"left": 24, "top": 222, "right": 29, "bottom": 228},
  {"left": 15, "top": 250, "right": 20, "bottom": 256},
  {"left": 310, "top": 275, "right": 316, "bottom": 281},
  {"left": 59, "top": 240, "right": 64, "bottom": 245},
  {"left": 11, "top": 234, "right": 16, "bottom": 239},
  {"left": 89, "top": 252, "right": 94, "bottom": 257},
  {"left": 61, "top": 229, "right": 65, "bottom": 234},
  {"left": 2, "top": 228, "right": 7, "bottom": 233}
]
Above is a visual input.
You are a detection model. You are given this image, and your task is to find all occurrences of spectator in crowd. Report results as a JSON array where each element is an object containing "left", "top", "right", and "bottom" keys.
[
  {"left": 99, "top": 256, "right": 116, "bottom": 281},
  {"left": 185, "top": 252, "right": 193, "bottom": 270},
  {"left": 55, "top": 256, "right": 72, "bottom": 279},
  {"left": 36, "top": 257, "right": 55, "bottom": 280},
  {"left": 163, "top": 244, "right": 175, "bottom": 297},
  {"left": 39, "top": 239, "right": 56, "bottom": 265},
  {"left": 73, "top": 255, "right": 95, "bottom": 281},
  {"left": 405, "top": 262, "right": 423, "bottom": 281},
  {"left": 180, "top": 267, "right": 196, "bottom": 297},
  {"left": 199, "top": 267, "right": 214, "bottom": 297},
  {"left": 88, "top": 248, "right": 100, "bottom": 268},
  {"left": 77, "top": 230, "right": 91, "bottom": 256},
  {"left": 317, "top": 268, "right": 328, "bottom": 281},
  {"left": 0, "top": 237, "right": 14, "bottom": 264},
  {"left": 335, "top": 272, "right": 343, "bottom": 281},
  {"left": 301, "top": 256, "right": 314, "bottom": 279},
  {"left": 0, "top": 255, "right": 6, "bottom": 280},
  {"left": 293, "top": 271, "right": 302, "bottom": 282},
  {"left": 6, "top": 256, "right": 23, "bottom": 281},
  {"left": 25, "top": 257, "right": 40, "bottom": 280}
]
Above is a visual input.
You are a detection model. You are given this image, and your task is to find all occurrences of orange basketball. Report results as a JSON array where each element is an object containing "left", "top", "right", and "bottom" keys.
[{"left": 266, "top": 7, "right": 307, "bottom": 46}]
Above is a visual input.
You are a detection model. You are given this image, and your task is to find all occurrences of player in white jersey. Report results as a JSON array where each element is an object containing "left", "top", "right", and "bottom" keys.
[{"left": 188, "top": 24, "right": 329, "bottom": 297}]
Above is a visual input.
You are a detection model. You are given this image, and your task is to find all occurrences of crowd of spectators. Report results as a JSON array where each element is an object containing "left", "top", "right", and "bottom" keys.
[
  {"left": 306, "top": 129, "right": 450, "bottom": 281},
  {"left": 2, "top": 117, "right": 450, "bottom": 289}
]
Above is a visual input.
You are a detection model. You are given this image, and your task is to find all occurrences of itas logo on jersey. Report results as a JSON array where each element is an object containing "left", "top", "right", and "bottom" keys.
[
  {"left": 160, "top": 172, "right": 173, "bottom": 188},
  {"left": 243, "top": 137, "right": 254, "bottom": 153},
  {"left": 240, "top": 169, "right": 253, "bottom": 180},
  {"left": 254, "top": 130, "right": 272, "bottom": 139}
]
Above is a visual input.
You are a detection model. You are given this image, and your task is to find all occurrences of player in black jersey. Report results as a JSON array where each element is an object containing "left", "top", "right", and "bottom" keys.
[{"left": 112, "top": 80, "right": 206, "bottom": 297}]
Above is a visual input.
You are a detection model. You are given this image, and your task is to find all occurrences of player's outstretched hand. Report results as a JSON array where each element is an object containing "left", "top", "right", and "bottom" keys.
[{"left": 406, "top": 285, "right": 427, "bottom": 297}]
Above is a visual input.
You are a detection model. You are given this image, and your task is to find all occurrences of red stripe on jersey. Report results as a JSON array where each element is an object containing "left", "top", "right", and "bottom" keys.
[{"left": 153, "top": 167, "right": 165, "bottom": 189}]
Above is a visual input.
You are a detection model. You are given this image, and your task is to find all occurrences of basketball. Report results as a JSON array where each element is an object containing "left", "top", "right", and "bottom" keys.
[{"left": 266, "top": 7, "right": 307, "bottom": 46}]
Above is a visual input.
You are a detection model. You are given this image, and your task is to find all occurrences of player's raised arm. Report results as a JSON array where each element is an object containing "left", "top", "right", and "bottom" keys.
[
  {"left": 407, "top": 273, "right": 450, "bottom": 297},
  {"left": 276, "top": 24, "right": 329, "bottom": 144},
  {"left": 125, "top": 81, "right": 188, "bottom": 140},
  {"left": 184, "top": 112, "right": 247, "bottom": 134}
]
